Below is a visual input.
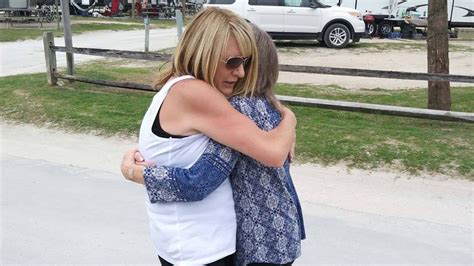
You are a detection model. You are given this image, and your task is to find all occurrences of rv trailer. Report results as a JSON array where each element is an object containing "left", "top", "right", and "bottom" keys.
[{"left": 322, "top": 0, "right": 474, "bottom": 37}]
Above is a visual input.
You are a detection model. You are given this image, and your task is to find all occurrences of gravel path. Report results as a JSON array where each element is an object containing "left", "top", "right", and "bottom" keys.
[
  {"left": 1, "top": 29, "right": 472, "bottom": 89},
  {"left": 276, "top": 38, "right": 474, "bottom": 89}
]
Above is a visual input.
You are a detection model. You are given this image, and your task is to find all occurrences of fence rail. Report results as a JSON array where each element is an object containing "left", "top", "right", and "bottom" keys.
[
  {"left": 51, "top": 46, "right": 474, "bottom": 83},
  {"left": 56, "top": 73, "right": 155, "bottom": 91},
  {"left": 277, "top": 95, "right": 474, "bottom": 122},
  {"left": 52, "top": 46, "right": 171, "bottom": 61},
  {"left": 43, "top": 34, "right": 474, "bottom": 123},
  {"left": 279, "top": 65, "right": 474, "bottom": 83}
]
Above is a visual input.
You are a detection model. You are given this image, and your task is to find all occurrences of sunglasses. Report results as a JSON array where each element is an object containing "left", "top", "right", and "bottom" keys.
[{"left": 222, "top": 56, "right": 251, "bottom": 69}]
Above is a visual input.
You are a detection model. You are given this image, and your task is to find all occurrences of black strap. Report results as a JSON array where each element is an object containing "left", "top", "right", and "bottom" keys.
[{"left": 152, "top": 104, "right": 187, "bottom": 139}]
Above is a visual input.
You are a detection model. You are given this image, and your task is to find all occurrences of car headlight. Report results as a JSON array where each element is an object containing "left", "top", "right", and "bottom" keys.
[{"left": 349, "top": 11, "right": 363, "bottom": 20}]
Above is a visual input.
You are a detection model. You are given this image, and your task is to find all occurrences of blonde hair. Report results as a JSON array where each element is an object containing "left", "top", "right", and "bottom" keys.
[{"left": 154, "top": 8, "right": 259, "bottom": 97}]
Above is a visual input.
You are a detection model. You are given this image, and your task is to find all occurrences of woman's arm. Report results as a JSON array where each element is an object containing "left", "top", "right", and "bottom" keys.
[
  {"left": 163, "top": 79, "right": 296, "bottom": 167},
  {"left": 121, "top": 141, "right": 240, "bottom": 202}
]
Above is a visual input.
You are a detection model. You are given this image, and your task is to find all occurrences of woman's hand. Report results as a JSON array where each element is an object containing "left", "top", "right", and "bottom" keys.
[
  {"left": 288, "top": 132, "right": 296, "bottom": 163},
  {"left": 121, "top": 147, "right": 151, "bottom": 184},
  {"left": 280, "top": 105, "right": 297, "bottom": 127},
  {"left": 134, "top": 150, "right": 155, "bottom": 167},
  {"left": 280, "top": 106, "right": 297, "bottom": 163}
]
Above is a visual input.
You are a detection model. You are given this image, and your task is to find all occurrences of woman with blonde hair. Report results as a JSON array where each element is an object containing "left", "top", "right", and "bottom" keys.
[
  {"left": 129, "top": 8, "right": 296, "bottom": 266},
  {"left": 123, "top": 24, "right": 304, "bottom": 266}
]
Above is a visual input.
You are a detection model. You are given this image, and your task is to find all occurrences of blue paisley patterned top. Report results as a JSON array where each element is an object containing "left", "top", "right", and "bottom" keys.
[{"left": 143, "top": 96, "right": 305, "bottom": 266}]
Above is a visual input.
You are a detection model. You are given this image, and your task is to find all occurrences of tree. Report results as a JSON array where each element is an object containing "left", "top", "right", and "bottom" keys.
[{"left": 427, "top": 0, "right": 451, "bottom": 110}]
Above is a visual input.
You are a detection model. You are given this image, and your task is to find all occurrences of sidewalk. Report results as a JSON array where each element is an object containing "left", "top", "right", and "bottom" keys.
[
  {"left": 0, "top": 28, "right": 178, "bottom": 77},
  {"left": 1, "top": 122, "right": 472, "bottom": 264}
]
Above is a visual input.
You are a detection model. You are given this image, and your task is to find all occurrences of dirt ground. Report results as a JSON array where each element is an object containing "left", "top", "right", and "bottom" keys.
[{"left": 276, "top": 38, "right": 474, "bottom": 89}]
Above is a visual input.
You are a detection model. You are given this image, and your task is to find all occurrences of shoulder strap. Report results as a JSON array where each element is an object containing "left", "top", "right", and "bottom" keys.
[{"left": 160, "top": 75, "right": 196, "bottom": 93}]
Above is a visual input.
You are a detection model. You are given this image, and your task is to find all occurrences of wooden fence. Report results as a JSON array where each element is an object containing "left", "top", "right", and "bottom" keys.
[{"left": 43, "top": 32, "right": 474, "bottom": 123}]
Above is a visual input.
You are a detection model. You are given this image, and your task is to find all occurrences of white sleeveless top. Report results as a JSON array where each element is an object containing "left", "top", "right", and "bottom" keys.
[{"left": 138, "top": 75, "right": 236, "bottom": 265}]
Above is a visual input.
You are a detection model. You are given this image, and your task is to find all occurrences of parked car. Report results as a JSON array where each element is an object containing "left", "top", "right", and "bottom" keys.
[{"left": 204, "top": 0, "right": 365, "bottom": 48}]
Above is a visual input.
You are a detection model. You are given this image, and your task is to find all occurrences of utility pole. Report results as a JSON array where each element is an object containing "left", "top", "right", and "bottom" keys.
[{"left": 427, "top": 0, "right": 451, "bottom": 110}]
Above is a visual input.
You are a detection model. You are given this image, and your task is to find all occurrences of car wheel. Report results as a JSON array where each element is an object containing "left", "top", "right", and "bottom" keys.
[
  {"left": 324, "top": 23, "right": 350, "bottom": 49},
  {"left": 366, "top": 23, "right": 376, "bottom": 36},
  {"left": 378, "top": 21, "right": 392, "bottom": 38}
]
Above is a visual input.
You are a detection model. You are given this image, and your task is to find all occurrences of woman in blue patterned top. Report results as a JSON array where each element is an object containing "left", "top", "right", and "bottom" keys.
[{"left": 122, "top": 25, "right": 305, "bottom": 266}]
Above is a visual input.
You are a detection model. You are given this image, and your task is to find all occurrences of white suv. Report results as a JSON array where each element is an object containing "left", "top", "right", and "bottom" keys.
[{"left": 204, "top": 0, "right": 365, "bottom": 48}]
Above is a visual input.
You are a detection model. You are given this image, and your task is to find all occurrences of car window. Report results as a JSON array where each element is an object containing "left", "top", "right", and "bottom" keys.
[
  {"left": 284, "top": 0, "right": 311, "bottom": 7},
  {"left": 249, "top": 0, "right": 282, "bottom": 6},
  {"left": 208, "top": 0, "right": 235, "bottom": 4}
]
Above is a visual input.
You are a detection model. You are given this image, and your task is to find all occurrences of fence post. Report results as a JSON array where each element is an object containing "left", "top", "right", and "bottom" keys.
[
  {"left": 180, "top": 0, "right": 187, "bottom": 17},
  {"left": 176, "top": 9, "right": 183, "bottom": 39},
  {"left": 144, "top": 15, "right": 150, "bottom": 53},
  {"left": 60, "top": 0, "right": 74, "bottom": 75},
  {"left": 43, "top": 32, "right": 57, "bottom": 86},
  {"left": 131, "top": 0, "right": 136, "bottom": 19}
]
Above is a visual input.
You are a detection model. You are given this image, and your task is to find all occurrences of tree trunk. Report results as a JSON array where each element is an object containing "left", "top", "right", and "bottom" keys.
[{"left": 427, "top": 0, "right": 451, "bottom": 110}]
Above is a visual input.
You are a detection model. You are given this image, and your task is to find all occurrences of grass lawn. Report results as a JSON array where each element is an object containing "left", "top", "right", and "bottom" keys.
[
  {"left": 0, "top": 64, "right": 472, "bottom": 179},
  {"left": 275, "top": 84, "right": 473, "bottom": 177}
]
